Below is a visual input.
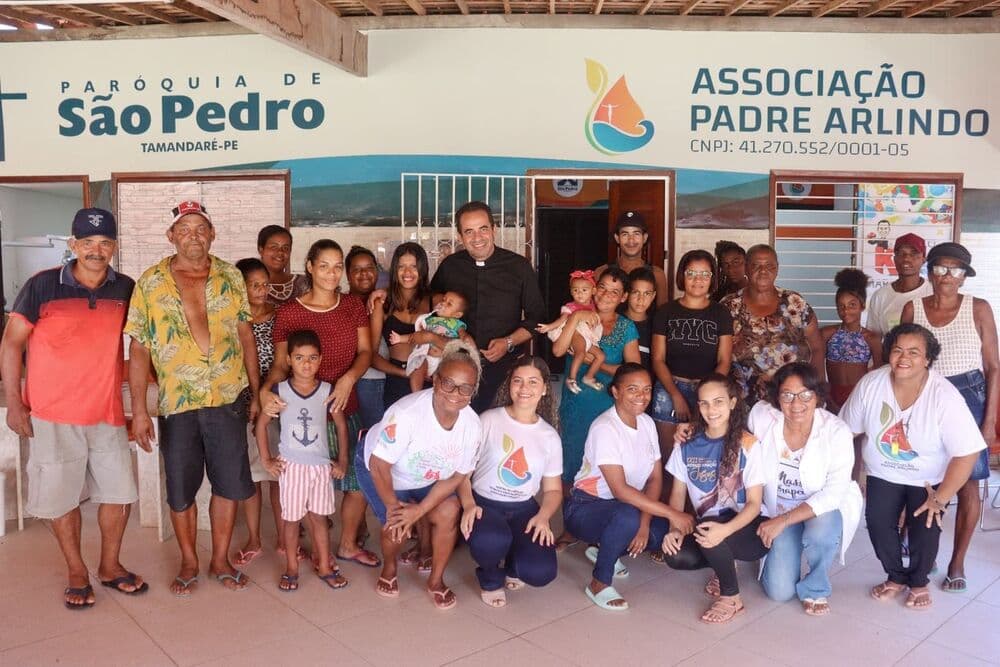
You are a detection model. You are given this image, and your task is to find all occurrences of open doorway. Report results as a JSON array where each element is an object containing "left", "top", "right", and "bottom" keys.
[
  {"left": 526, "top": 169, "right": 674, "bottom": 372},
  {"left": 0, "top": 175, "right": 89, "bottom": 318}
]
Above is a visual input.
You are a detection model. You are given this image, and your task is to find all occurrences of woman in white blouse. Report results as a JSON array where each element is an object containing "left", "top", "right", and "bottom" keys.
[
  {"left": 460, "top": 356, "right": 563, "bottom": 608},
  {"left": 749, "top": 362, "right": 863, "bottom": 617}
]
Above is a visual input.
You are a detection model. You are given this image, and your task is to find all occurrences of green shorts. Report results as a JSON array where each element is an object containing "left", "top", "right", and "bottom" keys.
[{"left": 329, "top": 412, "right": 363, "bottom": 492}]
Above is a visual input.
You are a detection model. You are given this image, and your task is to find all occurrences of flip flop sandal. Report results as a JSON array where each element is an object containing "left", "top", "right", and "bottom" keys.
[
  {"left": 505, "top": 577, "right": 526, "bottom": 591},
  {"left": 942, "top": 576, "right": 968, "bottom": 593},
  {"left": 871, "top": 581, "right": 905, "bottom": 601},
  {"left": 64, "top": 585, "right": 95, "bottom": 610},
  {"left": 565, "top": 379, "right": 582, "bottom": 394},
  {"left": 428, "top": 587, "right": 457, "bottom": 610},
  {"left": 278, "top": 574, "right": 299, "bottom": 592},
  {"left": 376, "top": 576, "right": 399, "bottom": 598},
  {"left": 172, "top": 575, "right": 199, "bottom": 597},
  {"left": 585, "top": 545, "right": 629, "bottom": 578},
  {"left": 581, "top": 378, "right": 605, "bottom": 391},
  {"left": 906, "top": 590, "right": 933, "bottom": 610},
  {"left": 100, "top": 572, "right": 149, "bottom": 595},
  {"left": 802, "top": 598, "right": 830, "bottom": 616},
  {"left": 701, "top": 597, "right": 745, "bottom": 623},
  {"left": 233, "top": 549, "right": 262, "bottom": 566},
  {"left": 585, "top": 585, "right": 628, "bottom": 611},
  {"left": 480, "top": 588, "right": 507, "bottom": 608},
  {"left": 319, "top": 569, "right": 349, "bottom": 590},
  {"left": 336, "top": 549, "right": 382, "bottom": 568},
  {"left": 400, "top": 547, "right": 422, "bottom": 566},
  {"left": 215, "top": 570, "right": 249, "bottom": 591},
  {"left": 417, "top": 556, "right": 433, "bottom": 574}
]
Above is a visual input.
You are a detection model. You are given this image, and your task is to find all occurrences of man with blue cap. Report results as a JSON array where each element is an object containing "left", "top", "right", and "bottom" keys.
[{"left": 0, "top": 207, "right": 147, "bottom": 609}]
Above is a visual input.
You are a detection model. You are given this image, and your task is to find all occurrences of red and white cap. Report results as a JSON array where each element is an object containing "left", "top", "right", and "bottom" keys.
[{"left": 171, "top": 200, "right": 212, "bottom": 225}]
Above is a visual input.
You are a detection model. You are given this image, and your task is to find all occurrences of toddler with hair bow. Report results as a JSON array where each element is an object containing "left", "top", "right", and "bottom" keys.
[{"left": 537, "top": 269, "right": 606, "bottom": 393}]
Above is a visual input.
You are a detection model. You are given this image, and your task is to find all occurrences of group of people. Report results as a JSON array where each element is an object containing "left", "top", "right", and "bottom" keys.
[{"left": 2, "top": 200, "right": 994, "bottom": 625}]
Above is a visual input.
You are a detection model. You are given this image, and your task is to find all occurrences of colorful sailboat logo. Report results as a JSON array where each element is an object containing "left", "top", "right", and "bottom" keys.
[
  {"left": 876, "top": 403, "right": 918, "bottom": 462},
  {"left": 498, "top": 434, "right": 532, "bottom": 487},
  {"left": 584, "top": 59, "right": 655, "bottom": 155}
]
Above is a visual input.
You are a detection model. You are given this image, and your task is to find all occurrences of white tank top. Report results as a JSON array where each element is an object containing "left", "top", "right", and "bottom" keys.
[{"left": 912, "top": 296, "right": 982, "bottom": 376}]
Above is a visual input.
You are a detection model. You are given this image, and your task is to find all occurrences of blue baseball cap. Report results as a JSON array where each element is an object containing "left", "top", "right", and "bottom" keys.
[{"left": 71, "top": 208, "right": 117, "bottom": 240}]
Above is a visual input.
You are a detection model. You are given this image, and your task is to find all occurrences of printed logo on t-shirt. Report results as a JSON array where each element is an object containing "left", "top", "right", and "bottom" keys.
[
  {"left": 876, "top": 402, "right": 918, "bottom": 463},
  {"left": 685, "top": 456, "right": 718, "bottom": 494},
  {"left": 497, "top": 433, "right": 532, "bottom": 487},
  {"left": 668, "top": 318, "right": 719, "bottom": 346},
  {"left": 379, "top": 418, "right": 397, "bottom": 445}
]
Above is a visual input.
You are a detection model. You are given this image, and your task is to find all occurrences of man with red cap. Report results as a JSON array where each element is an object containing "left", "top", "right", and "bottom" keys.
[{"left": 866, "top": 233, "right": 932, "bottom": 337}]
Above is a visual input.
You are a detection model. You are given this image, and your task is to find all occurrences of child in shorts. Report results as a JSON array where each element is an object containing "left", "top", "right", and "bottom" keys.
[
  {"left": 255, "top": 329, "right": 350, "bottom": 592},
  {"left": 536, "top": 269, "right": 606, "bottom": 394},
  {"left": 389, "top": 290, "right": 473, "bottom": 393}
]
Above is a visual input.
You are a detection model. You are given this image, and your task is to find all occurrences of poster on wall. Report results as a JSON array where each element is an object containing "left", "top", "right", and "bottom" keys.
[{"left": 855, "top": 183, "right": 955, "bottom": 291}]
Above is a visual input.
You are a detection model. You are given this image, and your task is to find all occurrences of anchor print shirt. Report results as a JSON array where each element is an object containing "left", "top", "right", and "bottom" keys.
[
  {"left": 839, "top": 366, "right": 985, "bottom": 487},
  {"left": 363, "top": 388, "right": 482, "bottom": 491},
  {"left": 274, "top": 380, "right": 333, "bottom": 467},
  {"left": 471, "top": 407, "right": 562, "bottom": 503}
]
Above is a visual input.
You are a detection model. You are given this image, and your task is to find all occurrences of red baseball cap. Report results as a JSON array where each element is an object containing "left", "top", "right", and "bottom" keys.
[
  {"left": 171, "top": 201, "right": 212, "bottom": 225},
  {"left": 893, "top": 232, "right": 925, "bottom": 257}
]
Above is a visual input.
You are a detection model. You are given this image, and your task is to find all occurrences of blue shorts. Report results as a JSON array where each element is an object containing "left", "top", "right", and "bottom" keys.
[
  {"left": 650, "top": 379, "right": 699, "bottom": 424},
  {"left": 946, "top": 369, "right": 990, "bottom": 482},
  {"left": 354, "top": 437, "right": 433, "bottom": 524}
]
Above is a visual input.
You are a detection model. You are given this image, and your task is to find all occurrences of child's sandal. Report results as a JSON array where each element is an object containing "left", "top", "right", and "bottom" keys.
[
  {"left": 278, "top": 574, "right": 299, "bottom": 592},
  {"left": 581, "top": 378, "right": 604, "bottom": 391},
  {"left": 565, "top": 378, "right": 582, "bottom": 394}
]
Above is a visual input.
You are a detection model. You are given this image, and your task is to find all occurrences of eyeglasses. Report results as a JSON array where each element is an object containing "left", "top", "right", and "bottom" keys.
[
  {"left": 684, "top": 270, "right": 713, "bottom": 280},
  {"left": 779, "top": 389, "right": 816, "bottom": 404},
  {"left": 931, "top": 265, "right": 966, "bottom": 278},
  {"left": 437, "top": 376, "right": 476, "bottom": 397}
]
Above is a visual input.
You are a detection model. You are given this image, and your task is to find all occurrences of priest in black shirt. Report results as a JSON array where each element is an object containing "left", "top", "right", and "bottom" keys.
[{"left": 431, "top": 201, "right": 545, "bottom": 412}]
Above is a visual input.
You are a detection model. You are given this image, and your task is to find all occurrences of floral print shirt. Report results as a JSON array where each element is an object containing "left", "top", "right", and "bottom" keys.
[
  {"left": 125, "top": 255, "right": 251, "bottom": 416},
  {"left": 721, "top": 287, "right": 814, "bottom": 400}
]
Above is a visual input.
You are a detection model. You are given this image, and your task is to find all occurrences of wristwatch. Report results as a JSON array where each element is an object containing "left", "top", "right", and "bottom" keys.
[{"left": 505, "top": 336, "right": 515, "bottom": 353}]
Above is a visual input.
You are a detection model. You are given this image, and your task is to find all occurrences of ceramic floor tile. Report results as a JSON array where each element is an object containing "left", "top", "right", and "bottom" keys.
[
  {"left": 897, "top": 641, "right": 995, "bottom": 666},
  {"left": 829, "top": 554, "right": 973, "bottom": 636},
  {"left": 975, "top": 576, "right": 1000, "bottom": 608},
  {"left": 197, "top": 628, "right": 371, "bottom": 667},
  {"left": 0, "top": 617, "right": 173, "bottom": 667},
  {"left": 446, "top": 637, "right": 577, "bottom": 666},
  {"left": 676, "top": 640, "right": 791, "bottom": 667},
  {"left": 324, "top": 597, "right": 512, "bottom": 667},
  {"left": 521, "top": 605, "right": 715, "bottom": 665},
  {"left": 726, "top": 603, "right": 923, "bottom": 666},
  {"left": 926, "top": 601, "right": 1000, "bottom": 658}
]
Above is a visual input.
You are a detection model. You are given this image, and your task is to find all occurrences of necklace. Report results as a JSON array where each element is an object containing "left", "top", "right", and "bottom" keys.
[{"left": 269, "top": 276, "right": 296, "bottom": 302}]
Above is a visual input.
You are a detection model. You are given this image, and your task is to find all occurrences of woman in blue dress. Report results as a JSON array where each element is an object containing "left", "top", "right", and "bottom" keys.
[{"left": 552, "top": 266, "right": 641, "bottom": 549}]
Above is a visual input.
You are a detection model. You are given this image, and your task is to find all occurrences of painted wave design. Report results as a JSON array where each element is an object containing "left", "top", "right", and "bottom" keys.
[{"left": 585, "top": 59, "right": 655, "bottom": 155}]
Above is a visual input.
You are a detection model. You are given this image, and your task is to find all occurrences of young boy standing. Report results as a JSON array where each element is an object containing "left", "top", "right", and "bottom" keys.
[{"left": 256, "top": 329, "right": 350, "bottom": 591}]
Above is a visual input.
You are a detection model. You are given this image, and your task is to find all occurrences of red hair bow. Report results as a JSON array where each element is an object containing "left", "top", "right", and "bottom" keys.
[{"left": 569, "top": 269, "right": 596, "bottom": 285}]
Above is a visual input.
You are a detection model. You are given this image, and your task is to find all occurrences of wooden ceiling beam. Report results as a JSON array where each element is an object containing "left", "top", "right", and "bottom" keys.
[
  {"left": 127, "top": 5, "right": 181, "bottom": 24},
  {"left": 549, "top": 0, "right": 556, "bottom": 13},
  {"left": 455, "top": 0, "right": 471, "bottom": 13},
  {"left": 172, "top": 1, "right": 224, "bottom": 21},
  {"left": 858, "top": 0, "right": 902, "bottom": 16},
  {"left": 902, "top": 0, "right": 952, "bottom": 16},
  {"left": 401, "top": 0, "right": 428, "bottom": 14},
  {"left": 503, "top": 0, "right": 512, "bottom": 12},
  {"left": 0, "top": 7, "right": 49, "bottom": 29},
  {"left": 71, "top": 4, "right": 142, "bottom": 25},
  {"left": 812, "top": 0, "right": 853, "bottom": 15},
  {"left": 947, "top": 0, "right": 998, "bottom": 15},
  {"left": 680, "top": 0, "right": 705, "bottom": 14},
  {"left": 356, "top": 0, "right": 385, "bottom": 16},
  {"left": 769, "top": 0, "right": 806, "bottom": 16},
  {"left": 638, "top": 0, "right": 656, "bottom": 13},
  {"left": 185, "top": 0, "right": 367, "bottom": 76},
  {"left": 593, "top": 0, "right": 604, "bottom": 12},
  {"left": 724, "top": 0, "right": 754, "bottom": 14},
  {"left": 28, "top": 6, "right": 100, "bottom": 28}
]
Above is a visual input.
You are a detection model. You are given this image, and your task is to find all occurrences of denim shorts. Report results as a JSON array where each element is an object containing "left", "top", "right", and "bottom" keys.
[
  {"left": 650, "top": 379, "right": 699, "bottom": 424},
  {"left": 354, "top": 436, "right": 433, "bottom": 524},
  {"left": 946, "top": 369, "right": 990, "bottom": 482}
]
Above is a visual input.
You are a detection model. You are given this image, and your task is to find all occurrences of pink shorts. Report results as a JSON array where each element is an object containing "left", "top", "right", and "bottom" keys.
[{"left": 279, "top": 460, "right": 335, "bottom": 521}]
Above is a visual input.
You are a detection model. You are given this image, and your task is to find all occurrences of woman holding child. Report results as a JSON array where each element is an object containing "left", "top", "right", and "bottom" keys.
[
  {"left": 356, "top": 339, "right": 484, "bottom": 609},
  {"left": 260, "top": 239, "right": 380, "bottom": 576}
]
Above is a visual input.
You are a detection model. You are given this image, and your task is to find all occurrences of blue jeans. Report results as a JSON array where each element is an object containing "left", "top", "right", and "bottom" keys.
[
  {"left": 947, "top": 369, "right": 990, "bottom": 481},
  {"left": 760, "top": 510, "right": 842, "bottom": 601},
  {"left": 355, "top": 378, "right": 386, "bottom": 430},
  {"left": 353, "top": 440, "right": 431, "bottom": 524},
  {"left": 467, "top": 493, "right": 557, "bottom": 591},
  {"left": 651, "top": 380, "right": 699, "bottom": 424},
  {"left": 563, "top": 489, "right": 669, "bottom": 585}
]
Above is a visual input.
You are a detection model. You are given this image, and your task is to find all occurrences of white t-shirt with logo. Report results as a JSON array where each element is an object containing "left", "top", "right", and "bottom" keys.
[
  {"left": 574, "top": 407, "right": 661, "bottom": 500},
  {"left": 776, "top": 445, "right": 807, "bottom": 514},
  {"left": 363, "top": 388, "right": 482, "bottom": 491},
  {"left": 839, "top": 366, "right": 986, "bottom": 486},
  {"left": 665, "top": 430, "right": 766, "bottom": 519},
  {"left": 471, "top": 407, "right": 563, "bottom": 502}
]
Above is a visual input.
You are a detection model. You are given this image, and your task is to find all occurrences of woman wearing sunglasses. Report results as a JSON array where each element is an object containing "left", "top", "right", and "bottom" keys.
[
  {"left": 899, "top": 242, "right": 999, "bottom": 595},
  {"left": 748, "top": 362, "right": 863, "bottom": 616},
  {"left": 355, "top": 339, "right": 483, "bottom": 609}
]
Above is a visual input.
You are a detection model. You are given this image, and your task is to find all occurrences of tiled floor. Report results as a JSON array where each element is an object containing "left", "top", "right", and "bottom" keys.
[{"left": 2, "top": 500, "right": 1000, "bottom": 666}]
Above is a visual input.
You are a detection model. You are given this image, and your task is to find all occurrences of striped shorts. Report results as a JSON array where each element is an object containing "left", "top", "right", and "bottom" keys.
[{"left": 279, "top": 460, "right": 336, "bottom": 522}]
